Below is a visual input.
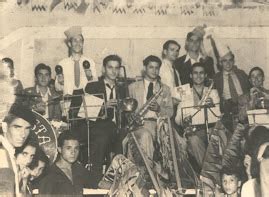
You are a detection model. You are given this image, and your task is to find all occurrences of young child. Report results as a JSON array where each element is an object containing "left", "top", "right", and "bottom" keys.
[{"left": 220, "top": 167, "right": 242, "bottom": 197}]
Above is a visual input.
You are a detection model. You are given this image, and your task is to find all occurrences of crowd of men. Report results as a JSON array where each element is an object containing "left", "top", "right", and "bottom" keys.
[{"left": 0, "top": 25, "right": 269, "bottom": 197}]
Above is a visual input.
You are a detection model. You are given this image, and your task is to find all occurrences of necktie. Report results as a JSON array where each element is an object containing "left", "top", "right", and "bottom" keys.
[
  {"left": 106, "top": 84, "right": 114, "bottom": 119},
  {"left": 147, "top": 82, "right": 154, "bottom": 100},
  {"left": 173, "top": 66, "right": 179, "bottom": 87},
  {"left": 74, "top": 60, "right": 80, "bottom": 88},
  {"left": 228, "top": 74, "right": 238, "bottom": 102}
]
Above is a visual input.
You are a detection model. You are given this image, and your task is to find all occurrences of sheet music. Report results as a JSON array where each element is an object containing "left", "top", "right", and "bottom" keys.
[
  {"left": 78, "top": 94, "right": 104, "bottom": 120},
  {"left": 182, "top": 105, "right": 221, "bottom": 125}
]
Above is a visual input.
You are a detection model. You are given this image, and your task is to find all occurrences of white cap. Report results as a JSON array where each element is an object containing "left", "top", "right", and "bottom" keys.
[{"left": 217, "top": 42, "right": 232, "bottom": 58}]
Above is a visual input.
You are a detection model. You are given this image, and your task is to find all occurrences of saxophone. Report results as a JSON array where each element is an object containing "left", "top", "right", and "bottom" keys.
[{"left": 127, "top": 84, "right": 163, "bottom": 131}]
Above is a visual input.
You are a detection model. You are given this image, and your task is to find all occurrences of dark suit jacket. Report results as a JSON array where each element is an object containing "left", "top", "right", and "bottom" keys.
[
  {"left": 213, "top": 67, "right": 250, "bottom": 100},
  {"left": 23, "top": 86, "right": 62, "bottom": 120},
  {"left": 84, "top": 77, "right": 128, "bottom": 123},
  {"left": 174, "top": 55, "right": 215, "bottom": 85},
  {"left": 213, "top": 67, "right": 250, "bottom": 114}
]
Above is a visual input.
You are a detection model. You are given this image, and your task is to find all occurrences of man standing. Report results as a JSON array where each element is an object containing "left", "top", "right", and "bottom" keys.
[
  {"left": 175, "top": 63, "right": 220, "bottom": 173},
  {"left": 55, "top": 26, "right": 97, "bottom": 121},
  {"left": 159, "top": 40, "right": 181, "bottom": 90},
  {"left": 213, "top": 46, "right": 250, "bottom": 122},
  {"left": 23, "top": 63, "right": 62, "bottom": 120},
  {"left": 125, "top": 55, "right": 173, "bottom": 164},
  {"left": 0, "top": 104, "right": 36, "bottom": 196},
  {"left": 174, "top": 28, "right": 215, "bottom": 85},
  {"left": 84, "top": 55, "right": 128, "bottom": 188},
  {"left": 39, "top": 132, "right": 91, "bottom": 196}
]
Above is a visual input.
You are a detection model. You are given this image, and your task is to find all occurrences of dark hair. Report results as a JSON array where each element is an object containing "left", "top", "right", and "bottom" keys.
[
  {"left": 57, "top": 131, "right": 79, "bottom": 148},
  {"left": 15, "top": 138, "right": 39, "bottom": 157},
  {"left": 248, "top": 66, "right": 264, "bottom": 78},
  {"left": 220, "top": 165, "right": 242, "bottom": 180},
  {"left": 103, "top": 55, "right": 122, "bottom": 67},
  {"left": 143, "top": 55, "right": 162, "bottom": 67},
  {"left": 3, "top": 114, "right": 19, "bottom": 125},
  {"left": 29, "top": 147, "right": 49, "bottom": 170},
  {"left": 162, "top": 40, "right": 181, "bottom": 51},
  {"left": 34, "top": 63, "right": 51, "bottom": 77},
  {"left": 191, "top": 62, "right": 206, "bottom": 74},
  {"left": 2, "top": 57, "right": 14, "bottom": 69}
]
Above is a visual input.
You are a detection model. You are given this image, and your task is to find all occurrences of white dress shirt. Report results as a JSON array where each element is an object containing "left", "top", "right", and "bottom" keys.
[
  {"left": 143, "top": 79, "right": 158, "bottom": 119},
  {"left": 222, "top": 71, "right": 243, "bottom": 100},
  {"left": 104, "top": 80, "right": 116, "bottom": 122},
  {"left": 57, "top": 56, "right": 97, "bottom": 95},
  {"left": 36, "top": 86, "right": 51, "bottom": 119},
  {"left": 159, "top": 59, "right": 181, "bottom": 90},
  {"left": 184, "top": 53, "right": 204, "bottom": 65}
]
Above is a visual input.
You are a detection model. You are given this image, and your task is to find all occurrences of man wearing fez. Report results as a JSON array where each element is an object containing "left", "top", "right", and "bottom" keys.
[
  {"left": 23, "top": 63, "right": 62, "bottom": 120},
  {"left": 84, "top": 54, "right": 128, "bottom": 188},
  {"left": 0, "top": 104, "right": 36, "bottom": 196},
  {"left": 174, "top": 26, "right": 215, "bottom": 86},
  {"left": 55, "top": 26, "right": 97, "bottom": 119},
  {"left": 213, "top": 45, "right": 250, "bottom": 125}
]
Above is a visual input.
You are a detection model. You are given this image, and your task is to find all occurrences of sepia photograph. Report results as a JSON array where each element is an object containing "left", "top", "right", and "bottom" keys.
[{"left": 0, "top": 0, "right": 269, "bottom": 196}]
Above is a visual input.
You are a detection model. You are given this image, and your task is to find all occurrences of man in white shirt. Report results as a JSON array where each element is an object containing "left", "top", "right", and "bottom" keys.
[
  {"left": 159, "top": 40, "right": 181, "bottom": 91},
  {"left": 55, "top": 26, "right": 97, "bottom": 120},
  {"left": 175, "top": 62, "right": 220, "bottom": 173},
  {"left": 0, "top": 104, "right": 36, "bottom": 196}
]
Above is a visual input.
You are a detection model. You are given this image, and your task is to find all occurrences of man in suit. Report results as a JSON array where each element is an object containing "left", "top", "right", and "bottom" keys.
[
  {"left": 174, "top": 28, "right": 215, "bottom": 86},
  {"left": 125, "top": 55, "right": 173, "bottom": 164},
  {"left": 84, "top": 54, "right": 128, "bottom": 188},
  {"left": 23, "top": 63, "right": 62, "bottom": 121},
  {"left": 213, "top": 45, "right": 250, "bottom": 125},
  {"left": 0, "top": 104, "right": 36, "bottom": 196}
]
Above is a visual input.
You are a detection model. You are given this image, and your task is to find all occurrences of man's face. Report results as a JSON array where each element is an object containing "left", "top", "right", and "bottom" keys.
[
  {"left": 58, "top": 139, "right": 80, "bottom": 164},
  {"left": 144, "top": 61, "right": 161, "bottom": 80},
  {"left": 36, "top": 69, "right": 51, "bottom": 87},
  {"left": 163, "top": 43, "right": 180, "bottom": 61},
  {"left": 69, "top": 35, "right": 83, "bottom": 54},
  {"left": 191, "top": 66, "right": 206, "bottom": 85},
  {"left": 250, "top": 69, "right": 264, "bottom": 88},
  {"left": 104, "top": 60, "right": 120, "bottom": 81},
  {"left": 221, "top": 52, "right": 235, "bottom": 72},
  {"left": 30, "top": 160, "right": 46, "bottom": 180},
  {"left": 6, "top": 118, "right": 32, "bottom": 147},
  {"left": 222, "top": 174, "right": 240, "bottom": 195},
  {"left": 187, "top": 35, "right": 201, "bottom": 52},
  {"left": 16, "top": 145, "right": 36, "bottom": 169}
]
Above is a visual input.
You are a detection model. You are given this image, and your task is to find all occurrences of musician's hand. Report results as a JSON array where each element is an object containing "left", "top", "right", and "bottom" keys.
[
  {"left": 33, "top": 102, "right": 46, "bottom": 114},
  {"left": 85, "top": 69, "right": 93, "bottom": 81},
  {"left": 19, "top": 167, "right": 30, "bottom": 181},
  {"left": 107, "top": 99, "right": 118, "bottom": 108},
  {"left": 148, "top": 101, "right": 160, "bottom": 112},
  {"left": 250, "top": 87, "right": 260, "bottom": 98},
  {"left": 183, "top": 115, "right": 192, "bottom": 127},
  {"left": 56, "top": 74, "right": 64, "bottom": 85},
  {"left": 205, "top": 97, "right": 214, "bottom": 106},
  {"left": 244, "top": 154, "right": 252, "bottom": 179}
]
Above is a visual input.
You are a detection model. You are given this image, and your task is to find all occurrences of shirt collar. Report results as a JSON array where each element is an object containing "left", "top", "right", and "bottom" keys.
[
  {"left": 0, "top": 135, "right": 15, "bottom": 157},
  {"left": 36, "top": 85, "right": 51, "bottom": 96},
  {"left": 184, "top": 53, "right": 203, "bottom": 64},
  {"left": 144, "top": 78, "right": 156, "bottom": 87},
  {"left": 104, "top": 79, "right": 115, "bottom": 89}
]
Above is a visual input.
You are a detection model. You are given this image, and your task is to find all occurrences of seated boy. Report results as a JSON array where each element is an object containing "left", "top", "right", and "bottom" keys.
[{"left": 216, "top": 167, "right": 242, "bottom": 197}]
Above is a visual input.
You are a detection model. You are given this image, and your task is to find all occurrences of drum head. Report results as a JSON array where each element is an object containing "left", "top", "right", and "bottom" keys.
[{"left": 30, "top": 110, "right": 58, "bottom": 164}]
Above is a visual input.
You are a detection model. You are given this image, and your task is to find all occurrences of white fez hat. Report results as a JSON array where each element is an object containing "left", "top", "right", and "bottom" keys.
[
  {"left": 217, "top": 42, "right": 232, "bottom": 58},
  {"left": 64, "top": 26, "right": 82, "bottom": 40}
]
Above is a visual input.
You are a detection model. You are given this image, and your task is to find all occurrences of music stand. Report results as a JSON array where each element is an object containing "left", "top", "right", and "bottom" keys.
[
  {"left": 181, "top": 103, "right": 221, "bottom": 141},
  {"left": 62, "top": 93, "right": 107, "bottom": 169},
  {"left": 247, "top": 109, "right": 269, "bottom": 128}
]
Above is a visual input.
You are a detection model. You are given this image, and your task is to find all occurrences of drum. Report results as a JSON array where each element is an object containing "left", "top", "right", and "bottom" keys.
[{"left": 30, "top": 110, "right": 58, "bottom": 163}]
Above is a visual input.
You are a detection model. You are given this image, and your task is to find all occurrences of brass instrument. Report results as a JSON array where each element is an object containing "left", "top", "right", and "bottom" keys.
[
  {"left": 198, "top": 79, "right": 214, "bottom": 107},
  {"left": 127, "top": 84, "right": 163, "bottom": 131}
]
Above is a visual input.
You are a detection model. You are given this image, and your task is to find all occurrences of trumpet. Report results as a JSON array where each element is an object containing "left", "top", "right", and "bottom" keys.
[{"left": 198, "top": 79, "right": 214, "bottom": 107}]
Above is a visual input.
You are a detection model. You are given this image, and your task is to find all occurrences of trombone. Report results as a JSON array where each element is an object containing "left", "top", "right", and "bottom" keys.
[{"left": 115, "top": 66, "right": 138, "bottom": 130}]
